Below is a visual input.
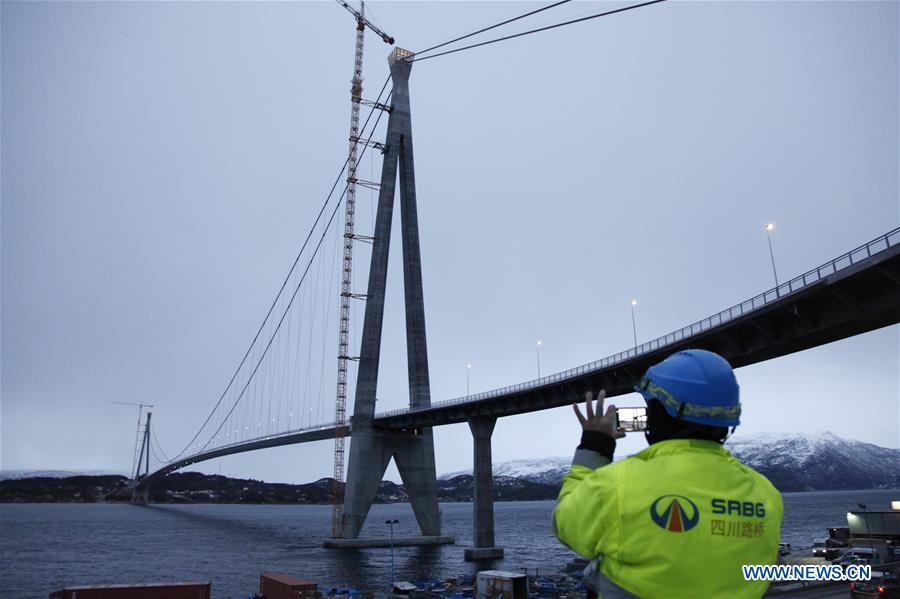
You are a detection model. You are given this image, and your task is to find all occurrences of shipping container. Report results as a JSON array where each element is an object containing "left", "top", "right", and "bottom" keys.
[
  {"left": 49, "top": 581, "right": 211, "bottom": 599},
  {"left": 260, "top": 572, "right": 318, "bottom": 599},
  {"left": 475, "top": 571, "right": 527, "bottom": 599}
]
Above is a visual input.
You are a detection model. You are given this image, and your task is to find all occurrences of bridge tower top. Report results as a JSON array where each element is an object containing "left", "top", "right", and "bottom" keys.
[{"left": 388, "top": 47, "right": 414, "bottom": 65}]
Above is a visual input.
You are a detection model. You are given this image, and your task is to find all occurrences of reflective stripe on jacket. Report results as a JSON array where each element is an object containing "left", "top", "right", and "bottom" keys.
[{"left": 554, "top": 438, "right": 783, "bottom": 599}]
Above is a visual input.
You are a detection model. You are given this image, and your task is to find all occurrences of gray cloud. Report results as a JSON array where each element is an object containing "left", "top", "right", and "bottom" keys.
[{"left": 2, "top": 1, "right": 897, "bottom": 483}]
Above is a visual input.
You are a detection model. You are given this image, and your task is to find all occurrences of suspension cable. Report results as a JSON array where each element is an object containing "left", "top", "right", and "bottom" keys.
[
  {"left": 411, "top": 0, "right": 668, "bottom": 63},
  {"left": 170, "top": 75, "right": 392, "bottom": 461},
  {"left": 151, "top": 428, "right": 171, "bottom": 463},
  {"left": 149, "top": 438, "right": 165, "bottom": 466},
  {"left": 415, "top": 0, "right": 572, "bottom": 58},
  {"left": 191, "top": 91, "right": 393, "bottom": 456}
]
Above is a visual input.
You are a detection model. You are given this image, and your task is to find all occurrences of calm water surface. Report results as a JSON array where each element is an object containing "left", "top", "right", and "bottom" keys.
[{"left": 1, "top": 489, "right": 896, "bottom": 599}]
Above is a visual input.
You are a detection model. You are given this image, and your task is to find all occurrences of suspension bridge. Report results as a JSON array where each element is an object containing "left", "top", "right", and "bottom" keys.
[{"left": 120, "top": 1, "right": 900, "bottom": 560}]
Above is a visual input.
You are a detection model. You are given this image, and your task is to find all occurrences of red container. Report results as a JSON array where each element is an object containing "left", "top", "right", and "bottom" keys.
[
  {"left": 49, "top": 581, "right": 211, "bottom": 599},
  {"left": 260, "top": 572, "right": 317, "bottom": 599}
]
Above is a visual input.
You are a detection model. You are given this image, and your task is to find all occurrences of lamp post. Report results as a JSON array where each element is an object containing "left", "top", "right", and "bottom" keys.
[
  {"left": 858, "top": 503, "right": 874, "bottom": 548},
  {"left": 466, "top": 363, "right": 471, "bottom": 397},
  {"left": 764, "top": 224, "right": 779, "bottom": 291},
  {"left": 630, "top": 299, "right": 638, "bottom": 350},
  {"left": 385, "top": 518, "right": 399, "bottom": 586},
  {"left": 536, "top": 340, "right": 542, "bottom": 378}
]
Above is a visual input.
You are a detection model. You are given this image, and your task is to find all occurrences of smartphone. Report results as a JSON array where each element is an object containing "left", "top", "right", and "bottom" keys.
[{"left": 615, "top": 406, "right": 648, "bottom": 433}]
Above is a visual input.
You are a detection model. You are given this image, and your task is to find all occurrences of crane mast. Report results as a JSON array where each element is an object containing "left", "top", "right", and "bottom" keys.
[{"left": 331, "top": 0, "right": 392, "bottom": 539}]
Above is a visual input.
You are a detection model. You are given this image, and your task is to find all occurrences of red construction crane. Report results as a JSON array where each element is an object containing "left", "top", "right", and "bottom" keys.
[{"left": 331, "top": 0, "right": 393, "bottom": 539}]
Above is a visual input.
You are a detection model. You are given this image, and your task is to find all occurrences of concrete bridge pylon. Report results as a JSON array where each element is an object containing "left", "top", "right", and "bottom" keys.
[{"left": 329, "top": 48, "right": 451, "bottom": 546}]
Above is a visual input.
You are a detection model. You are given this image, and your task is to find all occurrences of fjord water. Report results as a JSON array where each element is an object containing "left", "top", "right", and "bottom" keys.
[{"left": 1, "top": 489, "right": 896, "bottom": 599}]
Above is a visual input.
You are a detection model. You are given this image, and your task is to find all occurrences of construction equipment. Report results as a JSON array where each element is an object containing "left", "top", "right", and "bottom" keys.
[
  {"left": 111, "top": 401, "right": 154, "bottom": 478},
  {"left": 330, "top": 0, "right": 393, "bottom": 538},
  {"left": 335, "top": 0, "right": 394, "bottom": 45}
]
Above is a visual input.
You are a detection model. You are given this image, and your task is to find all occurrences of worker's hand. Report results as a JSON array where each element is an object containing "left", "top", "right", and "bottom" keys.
[{"left": 573, "top": 390, "right": 626, "bottom": 439}]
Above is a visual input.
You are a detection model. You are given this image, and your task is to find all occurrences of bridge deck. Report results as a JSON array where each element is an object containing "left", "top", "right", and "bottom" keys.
[
  {"left": 141, "top": 425, "right": 341, "bottom": 486},
  {"left": 141, "top": 228, "right": 900, "bottom": 485},
  {"left": 376, "top": 235, "right": 900, "bottom": 429}
]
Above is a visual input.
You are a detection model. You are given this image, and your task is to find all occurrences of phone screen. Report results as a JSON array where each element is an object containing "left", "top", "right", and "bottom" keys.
[{"left": 615, "top": 406, "right": 648, "bottom": 432}]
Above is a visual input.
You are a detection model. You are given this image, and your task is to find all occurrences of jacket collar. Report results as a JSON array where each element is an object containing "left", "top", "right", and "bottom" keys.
[{"left": 633, "top": 438, "right": 730, "bottom": 461}]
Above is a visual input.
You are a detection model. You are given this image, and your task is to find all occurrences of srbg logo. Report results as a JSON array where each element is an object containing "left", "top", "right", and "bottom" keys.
[{"left": 650, "top": 495, "right": 700, "bottom": 532}]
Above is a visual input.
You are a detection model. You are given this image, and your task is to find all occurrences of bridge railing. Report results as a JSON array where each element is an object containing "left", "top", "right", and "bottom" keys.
[
  {"left": 376, "top": 227, "right": 900, "bottom": 419},
  {"left": 165, "top": 422, "right": 341, "bottom": 467},
  {"left": 164, "top": 227, "right": 898, "bottom": 467}
]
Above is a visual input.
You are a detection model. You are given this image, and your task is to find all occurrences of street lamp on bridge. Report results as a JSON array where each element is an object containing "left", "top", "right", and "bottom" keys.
[
  {"left": 630, "top": 299, "right": 638, "bottom": 350},
  {"left": 536, "top": 340, "right": 542, "bottom": 378},
  {"left": 466, "top": 363, "right": 471, "bottom": 397},
  {"left": 764, "top": 223, "right": 780, "bottom": 291}
]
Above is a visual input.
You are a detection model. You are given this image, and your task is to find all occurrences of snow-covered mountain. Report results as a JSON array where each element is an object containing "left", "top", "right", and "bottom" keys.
[
  {"left": 726, "top": 431, "right": 899, "bottom": 492},
  {"left": 440, "top": 432, "right": 899, "bottom": 492},
  {"left": 0, "top": 469, "right": 126, "bottom": 481},
  {"left": 441, "top": 457, "right": 572, "bottom": 486}
]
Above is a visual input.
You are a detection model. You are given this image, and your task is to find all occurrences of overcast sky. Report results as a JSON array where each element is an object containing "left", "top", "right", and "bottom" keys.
[{"left": 2, "top": 1, "right": 898, "bottom": 484}]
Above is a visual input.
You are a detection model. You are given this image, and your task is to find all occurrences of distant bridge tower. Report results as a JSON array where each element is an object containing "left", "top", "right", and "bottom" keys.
[
  {"left": 130, "top": 411, "right": 152, "bottom": 503},
  {"left": 335, "top": 48, "right": 445, "bottom": 542}
]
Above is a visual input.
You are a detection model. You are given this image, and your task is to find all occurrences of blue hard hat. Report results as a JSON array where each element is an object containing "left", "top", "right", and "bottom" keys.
[{"left": 634, "top": 349, "right": 741, "bottom": 427}]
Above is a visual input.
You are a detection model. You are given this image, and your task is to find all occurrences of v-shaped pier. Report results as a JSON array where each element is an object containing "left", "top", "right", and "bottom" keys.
[{"left": 329, "top": 48, "right": 450, "bottom": 545}]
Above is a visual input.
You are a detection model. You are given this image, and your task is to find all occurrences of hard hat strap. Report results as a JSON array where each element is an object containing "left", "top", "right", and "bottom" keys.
[{"left": 636, "top": 377, "right": 741, "bottom": 422}]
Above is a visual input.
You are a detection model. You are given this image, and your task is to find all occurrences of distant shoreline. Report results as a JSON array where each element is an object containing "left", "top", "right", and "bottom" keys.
[{"left": 1, "top": 471, "right": 895, "bottom": 505}]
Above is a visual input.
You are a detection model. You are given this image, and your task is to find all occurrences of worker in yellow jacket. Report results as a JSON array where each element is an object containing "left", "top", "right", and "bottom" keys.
[{"left": 553, "top": 349, "right": 783, "bottom": 598}]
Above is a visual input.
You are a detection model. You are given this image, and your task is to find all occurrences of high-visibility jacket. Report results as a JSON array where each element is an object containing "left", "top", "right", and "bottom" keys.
[{"left": 554, "top": 438, "right": 783, "bottom": 598}]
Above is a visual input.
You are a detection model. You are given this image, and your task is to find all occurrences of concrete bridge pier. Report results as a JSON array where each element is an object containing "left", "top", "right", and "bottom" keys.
[
  {"left": 130, "top": 483, "right": 149, "bottom": 504},
  {"left": 335, "top": 427, "right": 447, "bottom": 542},
  {"left": 324, "top": 47, "right": 453, "bottom": 549},
  {"left": 464, "top": 416, "right": 503, "bottom": 560}
]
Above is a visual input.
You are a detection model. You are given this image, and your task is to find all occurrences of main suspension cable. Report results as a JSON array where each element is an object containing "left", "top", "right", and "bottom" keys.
[
  {"left": 414, "top": 0, "right": 572, "bottom": 58},
  {"left": 171, "top": 75, "right": 392, "bottom": 462},
  {"left": 192, "top": 90, "right": 393, "bottom": 455},
  {"left": 151, "top": 428, "right": 171, "bottom": 463},
  {"left": 412, "top": 0, "right": 668, "bottom": 63}
]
